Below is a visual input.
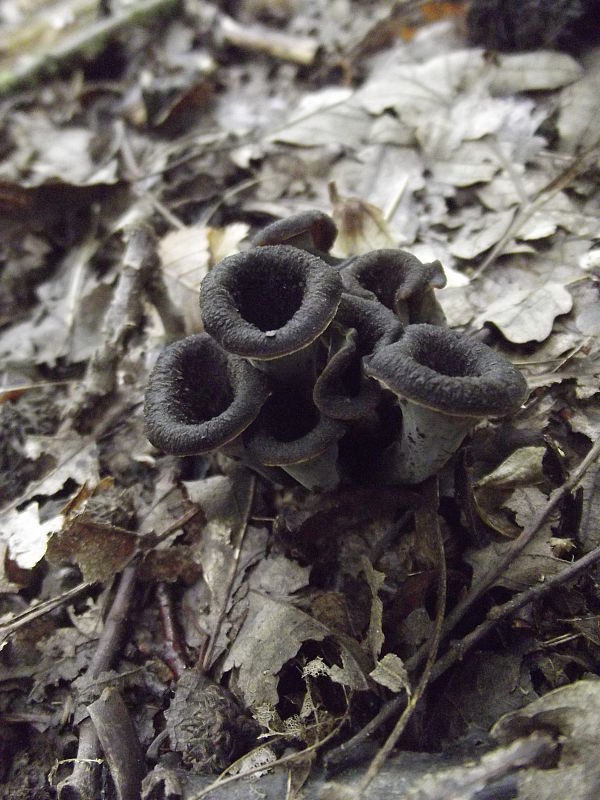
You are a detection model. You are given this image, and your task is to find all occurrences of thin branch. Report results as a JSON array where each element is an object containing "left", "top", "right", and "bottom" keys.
[
  {"left": 429, "top": 540, "right": 600, "bottom": 683},
  {"left": 57, "top": 560, "right": 140, "bottom": 800},
  {"left": 0, "top": 581, "right": 92, "bottom": 644},
  {"left": 87, "top": 687, "right": 145, "bottom": 800},
  {"left": 430, "top": 436, "right": 600, "bottom": 655},
  {"left": 0, "top": 0, "right": 180, "bottom": 96},
  {"left": 70, "top": 224, "right": 183, "bottom": 423},
  {"left": 156, "top": 582, "right": 188, "bottom": 678},
  {"left": 472, "top": 146, "right": 600, "bottom": 278}
]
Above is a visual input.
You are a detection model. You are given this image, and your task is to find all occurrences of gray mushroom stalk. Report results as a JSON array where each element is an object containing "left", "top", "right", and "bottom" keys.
[{"left": 363, "top": 324, "right": 528, "bottom": 484}]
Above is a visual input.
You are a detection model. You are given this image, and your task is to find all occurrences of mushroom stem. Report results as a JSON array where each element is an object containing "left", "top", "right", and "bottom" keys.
[
  {"left": 363, "top": 324, "right": 528, "bottom": 485},
  {"left": 281, "top": 441, "right": 341, "bottom": 491},
  {"left": 385, "top": 403, "right": 474, "bottom": 484},
  {"left": 249, "top": 339, "right": 319, "bottom": 385}
]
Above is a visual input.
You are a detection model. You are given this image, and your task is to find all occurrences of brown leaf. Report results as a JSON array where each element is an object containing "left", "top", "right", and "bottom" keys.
[{"left": 46, "top": 518, "right": 139, "bottom": 583}]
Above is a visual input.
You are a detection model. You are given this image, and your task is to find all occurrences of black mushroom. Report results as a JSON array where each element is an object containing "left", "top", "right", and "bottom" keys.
[
  {"left": 243, "top": 388, "right": 346, "bottom": 491},
  {"left": 200, "top": 245, "right": 343, "bottom": 381},
  {"left": 363, "top": 324, "right": 529, "bottom": 484},
  {"left": 144, "top": 210, "right": 529, "bottom": 491},
  {"left": 313, "top": 294, "right": 402, "bottom": 420},
  {"left": 340, "top": 249, "right": 447, "bottom": 326},
  {"left": 252, "top": 210, "right": 339, "bottom": 263},
  {"left": 144, "top": 334, "right": 271, "bottom": 457}
]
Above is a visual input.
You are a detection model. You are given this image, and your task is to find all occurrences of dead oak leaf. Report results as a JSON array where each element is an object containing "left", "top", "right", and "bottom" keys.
[
  {"left": 449, "top": 209, "right": 514, "bottom": 260},
  {"left": 370, "top": 653, "right": 411, "bottom": 695},
  {"left": 474, "top": 282, "right": 573, "bottom": 343},
  {"left": 467, "top": 486, "right": 567, "bottom": 593}
]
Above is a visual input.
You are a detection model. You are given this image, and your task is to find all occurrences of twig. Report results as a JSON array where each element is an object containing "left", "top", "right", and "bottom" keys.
[
  {"left": 0, "top": 0, "right": 180, "bottom": 95},
  {"left": 87, "top": 687, "right": 146, "bottom": 800},
  {"left": 0, "top": 581, "right": 92, "bottom": 645},
  {"left": 156, "top": 582, "right": 188, "bottom": 678},
  {"left": 472, "top": 146, "right": 600, "bottom": 279},
  {"left": 70, "top": 224, "right": 183, "bottom": 425},
  {"left": 358, "top": 477, "right": 446, "bottom": 797},
  {"left": 429, "top": 436, "right": 600, "bottom": 655},
  {"left": 148, "top": 506, "right": 201, "bottom": 544},
  {"left": 217, "top": 13, "right": 319, "bottom": 66},
  {"left": 57, "top": 560, "right": 140, "bottom": 800},
  {"left": 429, "top": 540, "right": 600, "bottom": 683}
]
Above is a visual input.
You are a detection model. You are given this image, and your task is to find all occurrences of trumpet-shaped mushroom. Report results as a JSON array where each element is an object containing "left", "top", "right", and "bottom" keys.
[
  {"left": 340, "top": 249, "right": 447, "bottom": 326},
  {"left": 200, "top": 245, "right": 342, "bottom": 381},
  {"left": 243, "top": 388, "right": 345, "bottom": 491},
  {"left": 252, "top": 210, "right": 338, "bottom": 263},
  {"left": 313, "top": 294, "right": 402, "bottom": 420},
  {"left": 144, "top": 334, "right": 271, "bottom": 457},
  {"left": 363, "top": 324, "right": 528, "bottom": 483}
]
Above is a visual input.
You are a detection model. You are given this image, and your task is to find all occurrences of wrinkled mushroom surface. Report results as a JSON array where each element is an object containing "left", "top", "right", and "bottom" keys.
[
  {"left": 252, "top": 210, "right": 338, "bottom": 255},
  {"left": 244, "top": 389, "right": 345, "bottom": 490},
  {"left": 200, "top": 245, "right": 342, "bottom": 362},
  {"left": 145, "top": 211, "right": 529, "bottom": 490},
  {"left": 144, "top": 334, "right": 271, "bottom": 456},
  {"left": 364, "top": 324, "right": 527, "bottom": 418},
  {"left": 363, "top": 324, "right": 528, "bottom": 482},
  {"left": 341, "top": 249, "right": 447, "bottom": 325}
]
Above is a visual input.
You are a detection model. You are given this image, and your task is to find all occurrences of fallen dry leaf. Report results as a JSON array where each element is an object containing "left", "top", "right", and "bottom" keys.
[{"left": 475, "top": 282, "right": 573, "bottom": 343}]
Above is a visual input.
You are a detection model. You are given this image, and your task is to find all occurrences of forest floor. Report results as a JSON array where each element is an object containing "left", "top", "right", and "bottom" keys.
[{"left": 1, "top": 1, "right": 600, "bottom": 799}]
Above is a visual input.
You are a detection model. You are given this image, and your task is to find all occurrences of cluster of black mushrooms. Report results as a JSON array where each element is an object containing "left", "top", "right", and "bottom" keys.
[{"left": 144, "top": 211, "right": 528, "bottom": 490}]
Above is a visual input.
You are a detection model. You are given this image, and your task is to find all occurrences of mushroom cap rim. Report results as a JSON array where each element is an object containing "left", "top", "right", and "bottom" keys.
[
  {"left": 144, "top": 335, "right": 271, "bottom": 456},
  {"left": 244, "top": 414, "right": 345, "bottom": 466},
  {"left": 363, "top": 324, "right": 528, "bottom": 418},
  {"left": 200, "top": 245, "right": 343, "bottom": 359},
  {"left": 252, "top": 210, "right": 338, "bottom": 251}
]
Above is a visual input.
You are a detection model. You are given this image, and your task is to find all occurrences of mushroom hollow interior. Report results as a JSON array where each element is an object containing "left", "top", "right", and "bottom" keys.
[
  {"left": 173, "top": 339, "right": 233, "bottom": 422},
  {"left": 200, "top": 245, "right": 343, "bottom": 359},
  {"left": 363, "top": 324, "right": 528, "bottom": 417},
  {"left": 342, "top": 250, "right": 444, "bottom": 306},
  {"left": 244, "top": 387, "right": 346, "bottom": 467},
  {"left": 144, "top": 334, "right": 270, "bottom": 455},
  {"left": 410, "top": 330, "right": 481, "bottom": 378},
  {"left": 253, "top": 390, "right": 321, "bottom": 443},
  {"left": 230, "top": 257, "right": 306, "bottom": 332}
]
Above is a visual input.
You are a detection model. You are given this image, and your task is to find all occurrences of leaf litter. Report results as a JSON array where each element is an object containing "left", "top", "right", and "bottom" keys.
[{"left": 0, "top": 2, "right": 599, "bottom": 799}]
